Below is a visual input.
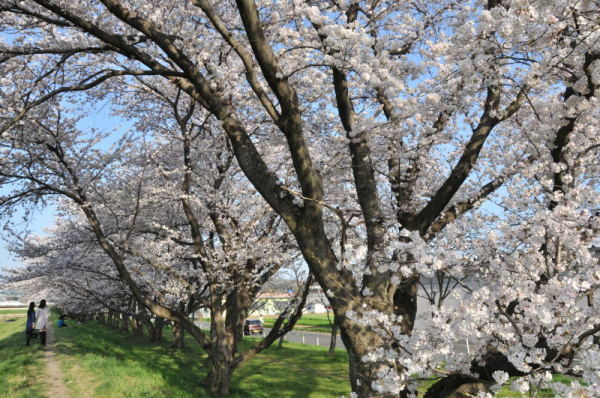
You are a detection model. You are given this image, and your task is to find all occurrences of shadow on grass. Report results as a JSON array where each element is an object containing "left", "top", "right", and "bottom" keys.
[
  {"left": 53, "top": 321, "right": 349, "bottom": 397},
  {"left": 53, "top": 323, "right": 207, "bottom": 397}
]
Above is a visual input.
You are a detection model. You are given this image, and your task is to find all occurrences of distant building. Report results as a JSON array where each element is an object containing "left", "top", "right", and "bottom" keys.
[
  {"left": 304, "top": 285, "right": 329, "bottom": 314},
  {"left": 250, "top": 292, "right": 294, "bottom": 316},
  {"left": 244, "top": 284, "right": 331, "bottom": 317}
]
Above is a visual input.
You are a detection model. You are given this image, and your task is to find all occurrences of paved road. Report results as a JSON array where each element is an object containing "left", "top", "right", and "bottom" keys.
[
  {"left": 194, "top": 321, "right": 474, "bottom": 354},
  {"left": 266, "top": 327, "right": 344, "bottom": 349},
  {"left": 195, "top": 321, "right": 342, "bottom": 349}
]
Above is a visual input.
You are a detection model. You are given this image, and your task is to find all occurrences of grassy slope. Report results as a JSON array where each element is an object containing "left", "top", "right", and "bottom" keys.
[
  {"left": 53, "top": 321, "right": 351, "bottom": 398},
  {"left": 0, "top": 311, "right": 47, "bottom": 398},
  {"left": 2, "top": 311, "right": 573, "bottom": 397}
]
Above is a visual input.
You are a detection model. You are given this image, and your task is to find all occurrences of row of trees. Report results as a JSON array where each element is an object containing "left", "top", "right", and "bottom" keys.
[
  {"left": 1, "top": 78, "right": 318, "bottom": 392},
  {"left": 1, "top": 0, "right": 599, "bottom": 396}
]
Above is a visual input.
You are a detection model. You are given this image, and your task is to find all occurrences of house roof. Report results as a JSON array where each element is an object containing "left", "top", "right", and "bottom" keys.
[{"left": 256, "top": 292, "right": 293, "bottom": 300}]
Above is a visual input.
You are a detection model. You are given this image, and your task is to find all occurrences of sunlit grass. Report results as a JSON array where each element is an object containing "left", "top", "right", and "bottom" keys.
[
  {"left": 53, "top": 321, "right": 576, "bottom": 397},
  {"left": 2, "top": 311, "right": 577, "bottom": 397},
  {"left": 54, "top": 320, "right": 351, "bottom": 397},
  {"left": 262, "top": 314, "right": 334, "bottom": 333},
  {"left": 0, "top": 312, "right": 47, "bottom": 398},
  {"left": 0, "top": 309, "right": 29, "bottom": 315}
]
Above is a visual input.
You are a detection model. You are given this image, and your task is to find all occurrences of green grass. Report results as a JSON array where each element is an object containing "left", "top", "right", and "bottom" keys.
[
  {"left": 202, "top": 314, "right": 335, "bottom": 333},
  {"left": 2, "top": 313, "right": 577, "bottom": 397},
  {"left": 262, "top": 314, "right": 334, "bottom": 333},
  {"left": 53, "top": 322, "right": 576, "bottom": 397},
  {"left": 0, "top": 313, "right": 47, "bottom": 398},
  {"left": 53, "top": 321, "right": 351, "bottom": 397},
  {"left": 0, "top": 309, "right": 29, "bottom": 314},
  {"left": 494, "top": 374, "right": 577, "bottom": 398}
]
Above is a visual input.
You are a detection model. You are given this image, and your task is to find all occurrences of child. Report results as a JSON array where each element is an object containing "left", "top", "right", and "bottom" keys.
[{"left": 57, "top": 314, "right": 68, "bottom": 328}]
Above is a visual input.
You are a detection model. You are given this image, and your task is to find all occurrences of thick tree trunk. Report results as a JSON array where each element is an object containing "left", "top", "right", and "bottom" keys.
[
  {"left": 291, "top": 222, "right": 421, "bottom": 397},
  {"left": 205, "top": 355, "right": 235, "bottom": 395},
  {"left": 328, "top": 323, "right": 338, "bottom": 358},
  {"left": 336, "top": 293, "right": 419, "bottom": 397},
  {"left": 340, "top": 325, "right": 402, "bottom": 398},
  {"left": 204, "top": 316, "right": 239, "bottom": 395},
  {"left": 202, "top": 288, "right": 256, "bottom": 395}
]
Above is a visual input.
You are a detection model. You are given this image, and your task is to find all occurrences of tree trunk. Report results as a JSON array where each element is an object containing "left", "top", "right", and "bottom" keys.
[
  {"left": 332, "top": 277, "right": 418, "bottom": 398},
  {"left": 339, "top": 326, "right": 402, "bottom": 398},
  {"left": 107, "top": 311, "right": 115, "bottom": 328},
  {"left": 154, "top": 317, "right": 165, "bottom": 341},
  {"left": 205, "top": 354, "right": 235, "bottom": 395},
  {"left": 204, "top": 315, "right": 239, "bottom": 395},
  {"left": 171, "top": 320, "right": 184, "bottom": 348},
  {"left": 121, "top": 313, "right": 130, "bottom": 332},
  {"left": 202, "top": 288, "right": 256, "bottom": 395},
  {"left": 290, "top": 222, "right": 422, "bottom": 396},
  {"left": 148, "top": 317, "right": 165, "bottom": 342},
  {"left": 328, "top": 323, "right": 338, "bottom": 358},
  {"left": 133, "top": 317, "right": 144, "bottom": 336}
]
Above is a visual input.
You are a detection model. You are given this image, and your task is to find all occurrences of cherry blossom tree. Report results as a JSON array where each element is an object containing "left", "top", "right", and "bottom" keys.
[
  {"left": 4, "top": 223, "right": 143, "bottom": 326},
  {"left": 0, "top": 102, "right": 311, "bottom": 393},
  {"left": 1, "top": 1, "right": 599, "bottom": 396}
]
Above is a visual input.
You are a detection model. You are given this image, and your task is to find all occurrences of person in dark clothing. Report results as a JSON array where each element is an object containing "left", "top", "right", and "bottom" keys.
[
  {"left": 25, "top": 302, "right": 36, "bottom": 346},
  {"left": 36, "top": 299, "right": 50, "bottom": 347}
]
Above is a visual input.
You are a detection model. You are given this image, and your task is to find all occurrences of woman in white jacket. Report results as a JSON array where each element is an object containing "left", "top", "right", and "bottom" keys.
[{"left": 35, "top": 299, "right": 50, "bottom": 346}]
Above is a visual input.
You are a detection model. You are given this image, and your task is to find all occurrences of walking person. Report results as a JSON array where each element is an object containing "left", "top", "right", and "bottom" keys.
[
  {"left": 35, "top": 299, "right": 50, "bottom": 347},
  {"left": 25, "top": 302, "right": 36, "bottom": 346}
]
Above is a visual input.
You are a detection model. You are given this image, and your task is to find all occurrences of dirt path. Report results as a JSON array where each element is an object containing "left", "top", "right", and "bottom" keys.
[{"left": 43, "top": 324, "right": 70, "bottom": 398}]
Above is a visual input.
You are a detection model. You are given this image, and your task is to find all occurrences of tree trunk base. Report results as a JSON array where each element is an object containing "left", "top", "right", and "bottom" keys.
[{"left": 205, "top": 363, "right": 234, "bottom": 396}]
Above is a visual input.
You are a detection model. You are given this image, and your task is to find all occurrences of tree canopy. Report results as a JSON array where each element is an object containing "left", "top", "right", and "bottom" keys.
[{"left": 1, "top": 1, "right": 599, "bottom": 396}]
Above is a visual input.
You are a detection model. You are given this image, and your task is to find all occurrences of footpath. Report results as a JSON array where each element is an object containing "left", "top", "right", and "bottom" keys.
[{"left": 42, "top": 323, "right": 70, "bottom": 398}]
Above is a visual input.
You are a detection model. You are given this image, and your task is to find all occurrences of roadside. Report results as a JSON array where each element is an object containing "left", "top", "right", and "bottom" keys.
[{"left": 195, "top": 320, "right": 342, "bottom": 349}]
